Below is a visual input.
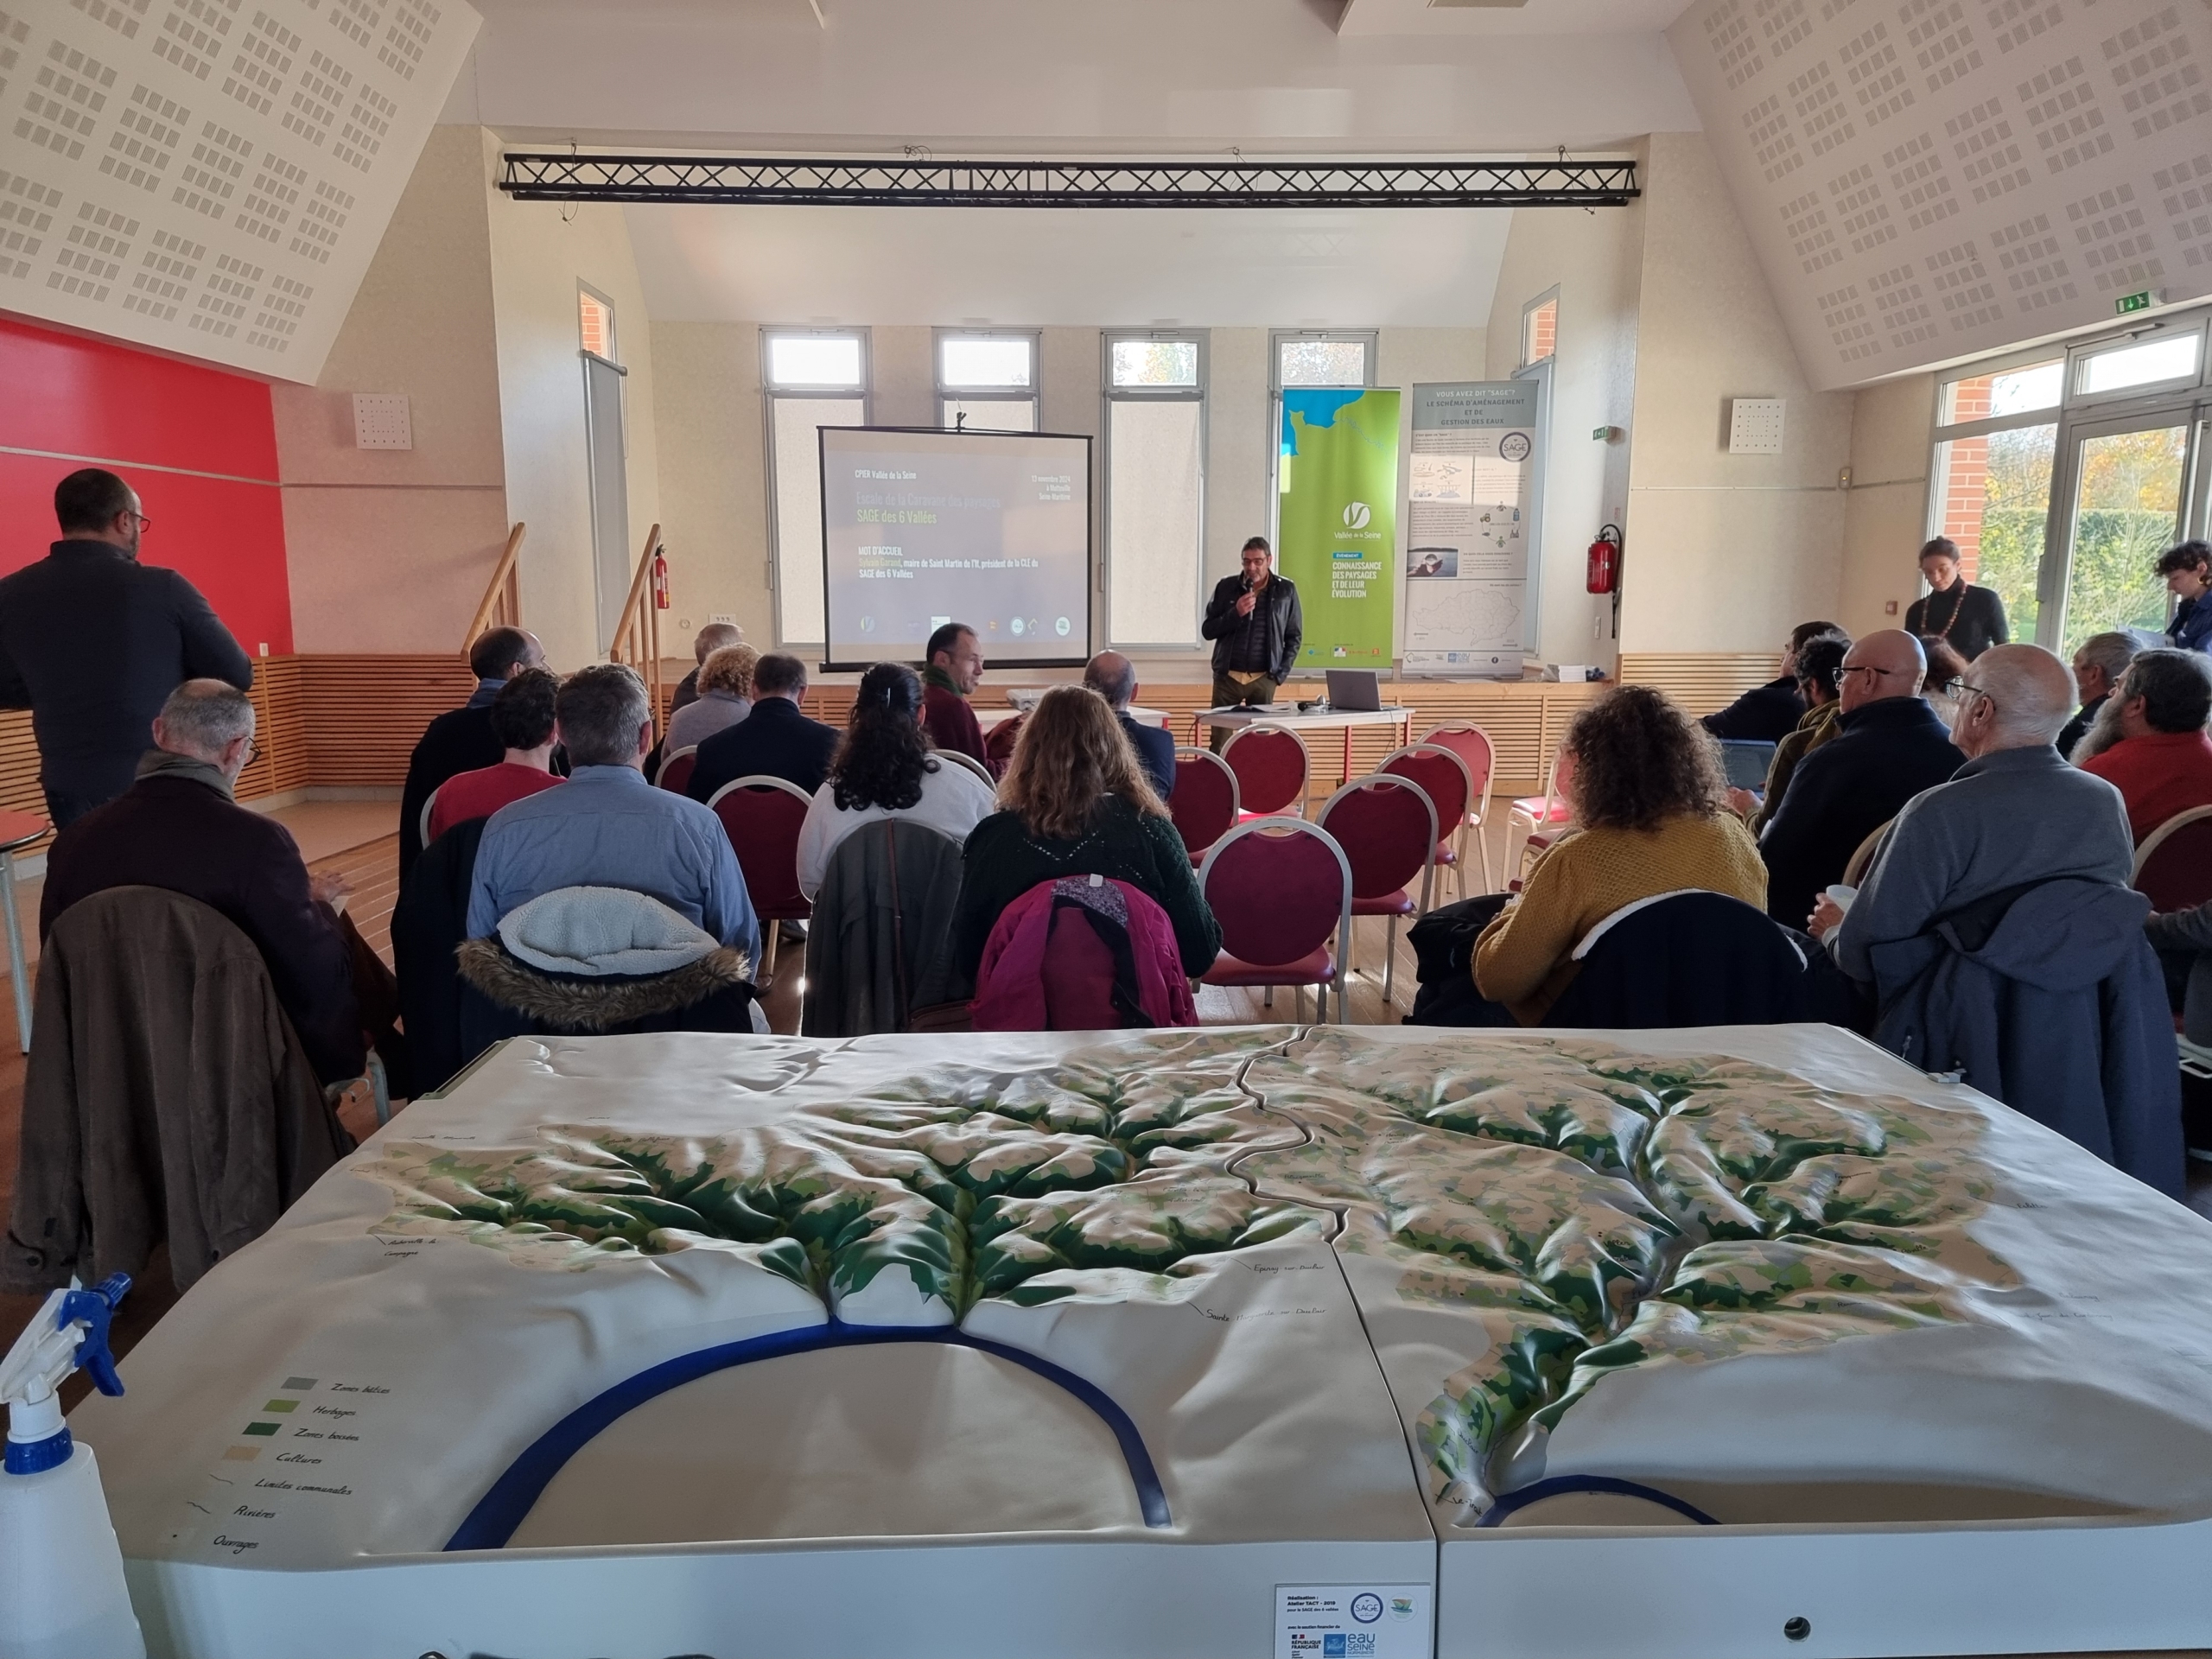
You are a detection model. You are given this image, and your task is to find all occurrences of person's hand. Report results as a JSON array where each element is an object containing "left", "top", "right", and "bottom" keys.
[
  {"left": 1808, "top": 893, "right": 1844, "bottom": 939},
  {"left": 1726, "top": 785, "right": 1758, "bottom": 817},
  {"left": 1234, "top": 589, "right": 1257, "bottom": 617},
  {"left": 308, "top": 870, "right": 350, "bottom": 907}
]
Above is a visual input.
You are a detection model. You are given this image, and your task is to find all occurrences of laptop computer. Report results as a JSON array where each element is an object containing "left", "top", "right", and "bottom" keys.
[{"left": 1324, "top": 669, "right": 1382, "bottom": 712}]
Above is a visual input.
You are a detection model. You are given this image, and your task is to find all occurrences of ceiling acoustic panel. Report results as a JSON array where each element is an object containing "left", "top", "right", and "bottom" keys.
[
  {"left": 1669, "top": 0, "right": 2212, "bottom": 389},
  {"left": 0, "top": 0, "right": 476, "bottom": 382}
]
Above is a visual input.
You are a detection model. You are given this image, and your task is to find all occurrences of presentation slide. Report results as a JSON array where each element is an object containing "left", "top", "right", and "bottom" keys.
[{"left": 819, "top": 427, "right": 1092, "bottom": 669}]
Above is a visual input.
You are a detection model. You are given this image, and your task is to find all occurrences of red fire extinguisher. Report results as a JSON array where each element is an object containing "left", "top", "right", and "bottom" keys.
[
  {"left": 652, "top": 548, "right": 671, "bottom": 610},
  {"left": 1586, "top": 524, "right": 1620, "bottom": 595}
]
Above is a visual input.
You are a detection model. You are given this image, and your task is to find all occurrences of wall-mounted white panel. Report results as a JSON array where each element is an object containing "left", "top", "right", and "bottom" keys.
[
  {"left": 0, "top": 0, "right": 477, "bottom": 382},
  {"left": 1669, "top": 0, "right": 2212, "bottom": 390}
]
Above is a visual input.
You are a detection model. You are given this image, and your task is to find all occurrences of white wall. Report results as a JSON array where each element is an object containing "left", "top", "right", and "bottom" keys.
[
  {"left": 275, "top": 126, "right": 509, "bottom": 656},
  {"left": 483, "top": 129, "right": 663, "bottom": 671},
  {"left": 1840, "top": 373, "right": 1937, "bottom": 637}
]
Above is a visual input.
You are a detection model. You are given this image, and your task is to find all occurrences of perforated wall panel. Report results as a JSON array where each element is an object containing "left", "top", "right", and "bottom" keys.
[
  {"left": 0, "top": 0, "right": 476, "bottom": 382},
  {"left": 1669, "top": 0, "right": 2212, "bottom": 388}
]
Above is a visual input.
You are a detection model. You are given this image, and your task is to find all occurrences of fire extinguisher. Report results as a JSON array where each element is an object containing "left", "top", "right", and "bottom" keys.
[
  {"left": 652, "top": 548, "right": 671, "bottom": 610},
  {"left": 1586, "top": 524, "right": 1620, "bottom": 595}
]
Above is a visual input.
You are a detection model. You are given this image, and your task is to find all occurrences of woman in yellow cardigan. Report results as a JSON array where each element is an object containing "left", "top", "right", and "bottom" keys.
[{"left": 1473, "top": 684, "right": 1767, "bottom": 1024}]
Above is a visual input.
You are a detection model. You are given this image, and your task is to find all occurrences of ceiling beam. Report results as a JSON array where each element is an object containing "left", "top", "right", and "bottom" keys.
[{"left": 497, "top": 152, "right": 1639, "bottom": 208}]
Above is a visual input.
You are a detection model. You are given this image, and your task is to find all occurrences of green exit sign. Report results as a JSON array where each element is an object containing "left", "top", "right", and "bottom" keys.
[{"left": 2116, "top": 289, "right": 2162, "bottom": 315}]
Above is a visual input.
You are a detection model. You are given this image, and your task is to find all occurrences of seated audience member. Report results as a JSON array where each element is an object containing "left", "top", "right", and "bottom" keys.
[
  {"left": 796, "top": 662, "right": 995, "bottom": 899},
  {"left": 1702, "top": 619, "right": 1845, "bottom": 742},
  {"left": 400, "top": 626, "right": 544, "bottom": 880},
  {"left": 2073, "top": 648, "right": 2212, "bottom": 842},
  {"left": 426, "top": 668, "right": 562, "bottom": 842},
  {"left": 1904, "top": 536, "right": 2007, "bottom": 659},
  {"left": 953, "top": 684, "right": 1219, "bottom": 982},
  {"left": 39, "top": 680, "right": 365, "bottom": 1084},
  {"left": 1758, "top": 629, "right": 1963, "bottom": 929},
  {"left": 1920, "top": 635, "right": 1972, "bottom": 729},
  {"left": 466, "top": 664, "right": 760, "bottom": 967},
  {"left": 1739, "top": 633, "right": 1850, "bottom": 837},
  {"left": 1470, "top": 686, "right": 1765, "bottom": 1025},
  {"left": 2061, "top": 632, "right": 2137, "bottom": 758},
  {"left": 664, "top": 643, "right": 758, "bottom": 754},
  {"left": 1810, "top": 646, "right": 2179, "bottom": 1193},
  {"left": 919, "top": 620, "right": 989, "bottom": 765},
  {"left": 2161, "top": 540, "right": 2212, "bottom": 653},
  {"left": 1083, "top": 650, "right": 1176, "bottom": 798},
  {"left": 688, "top": 652, "right": 840, "bottom": 804},
  {"left": 670, "top": 621, "right": 742, "bottom": 715}
]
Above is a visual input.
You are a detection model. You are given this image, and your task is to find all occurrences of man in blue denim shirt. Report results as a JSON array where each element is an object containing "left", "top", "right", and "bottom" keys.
[{"left": 466, "top": 664, "right": 760, "bottom": 968}]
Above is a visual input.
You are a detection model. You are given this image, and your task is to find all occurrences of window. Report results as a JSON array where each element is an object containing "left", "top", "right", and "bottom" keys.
[
  {"left": 938, "top": 329, "right": 1039, "bottom": 430},
  {"left": 1271, "top": 330, "right": 1376, "bottom": 390},
  {"left": 1522, "top": 291, "right": 1558, "bottom": 369},
  {"left": 762, "top": 327, "right": 869, "bottom": 646},
  {"left": 2076, "top": 331, "right": 2202, "bottom": 398},
  {"left": 579, "top": 286, "right": 616, "bottom": 362},
  {"left": 1104, "top": 331, "right": 1206, "bottom": 648}
]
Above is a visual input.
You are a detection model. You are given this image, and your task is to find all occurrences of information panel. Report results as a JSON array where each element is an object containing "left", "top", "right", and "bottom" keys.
[
  {"left": 1279, "top": 389, "right": 1401, "bottom": 671},
  {"left": 1403, "top": 383, "right": 1542, "bottom": 677}
]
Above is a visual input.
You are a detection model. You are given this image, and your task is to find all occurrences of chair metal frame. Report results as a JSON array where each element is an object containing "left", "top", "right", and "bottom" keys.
[
  {"left": 1505, "top": 742, "right": 1575, "bottom": 887},
  {"left": 706, "top": 773, "right": 818, "bottom": 979},
  {"left": 1317, "top": 772, "right": 1436, "bottom": 1013},
  {"left": 653, "top": 743, "right": 700, "bottom": 791},
  {"left": 1417, "top": 721, "right": 1498, "bottom": 893},
  {"left": 1379, "top": 741, "right": 1478, "bottom": 900},
  {"left": 1196, "top": 814, "right": 1355, "bottom": 1023},
  {"left": 1221, "top": 721, "right": 1313, "bottom": 818},
  {"left": 418, "top": 788, "right": 438, "bottom": 856},
  {"left": 1840, "top": 817, "right": 1894, "bottom": 889},
  {"left": 936, "top": 749, "right": 995, "bottom": 787},
  {"left": 1168, "top": 746, "right": 1242, "bottom": 865}
]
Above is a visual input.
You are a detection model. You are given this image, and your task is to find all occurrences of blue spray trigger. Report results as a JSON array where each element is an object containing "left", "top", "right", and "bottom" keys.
[{"left": 55, "top": 1273, "right": 130, "bottom": 1398}]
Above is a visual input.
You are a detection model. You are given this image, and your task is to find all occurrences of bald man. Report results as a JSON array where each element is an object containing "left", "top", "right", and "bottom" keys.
[
  {"left": 1808, "top": 645, "right": 2179, "bottom": 1193},
  {"left": 1756, "top": 629, "right": 1964, "bottom": 930},
  {"left": 1084, "top": 650, "right": 1175, "bottom": 798}
]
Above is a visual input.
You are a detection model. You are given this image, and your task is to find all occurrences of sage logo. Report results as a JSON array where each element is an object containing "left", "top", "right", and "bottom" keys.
[{"left": 1342, "top": 502, "right": 1372, "bottom": 530}]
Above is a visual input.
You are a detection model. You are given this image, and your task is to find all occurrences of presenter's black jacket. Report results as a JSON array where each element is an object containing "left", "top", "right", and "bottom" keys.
[
  {"left": 0, "top": 540, "right": 251, "bottom": 806},
  {"left": 1757, "top": 696, "right": 1963, "bottom": 929},
  {"left": 1201, "top": 573, "right": 1303, "bottom": 683},
  {"left": 1904, "top": 582, "right": 2008, "bottom": 661},
  {"left": 688, "top": 695, "right": 842, "bottom": 805},
  {"left": 1700, "top": 676, "right": 1806, "bottom": 743}
]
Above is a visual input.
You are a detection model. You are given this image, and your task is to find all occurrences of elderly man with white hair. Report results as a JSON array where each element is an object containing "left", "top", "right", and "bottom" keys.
[{"left": 1810, "top": 644, "right": 2183, "bottom": 1193}]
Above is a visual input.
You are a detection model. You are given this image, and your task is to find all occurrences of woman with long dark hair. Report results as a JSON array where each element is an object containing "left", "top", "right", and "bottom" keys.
[{"left": 794, "top": 662, "right": 995, "bottom": 899}]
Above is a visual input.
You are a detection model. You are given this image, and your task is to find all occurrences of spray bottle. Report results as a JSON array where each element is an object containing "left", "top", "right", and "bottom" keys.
[{"left": 0, "top": 1274, "right": 144, "bottom": 1659}]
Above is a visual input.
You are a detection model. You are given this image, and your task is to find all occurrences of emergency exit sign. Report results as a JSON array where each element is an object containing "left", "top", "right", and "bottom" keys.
[{"left": 2116, "top": 289, "right": 2162, "bottom": 315}]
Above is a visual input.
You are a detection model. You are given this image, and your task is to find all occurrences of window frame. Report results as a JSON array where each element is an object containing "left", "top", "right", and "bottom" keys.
[
  {"left": 1521, "top": 288, "right": 1559, "bottom": 372},
  {"left": 578, "top": 283, "right": 618, "bottom": 365},
  {"left": 935, "top": 327, "right": 1040, "bottom": 429},
  {"left": 1268, "top": 328, "right": 1377, "bottom": 392},
  {"left": 1102, "top": 328, "right": 1210, "bottom": 652},
  {"left": 760, "top": 326, "right": 873, "bottom": 649}
]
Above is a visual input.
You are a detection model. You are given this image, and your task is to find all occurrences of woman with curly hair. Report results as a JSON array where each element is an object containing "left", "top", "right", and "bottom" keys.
[
  {"left": 794, "top": 662, "right": 995, "bottom": 899},
  {"left": 664, "top": 643, "right": 760, "bottom": 753},
  {"left": 1471, "top": 683, "right": 1766, "bottom": 1023},
  {"left": 952, "top": 683, "right": 1220, "bottom": 980}
]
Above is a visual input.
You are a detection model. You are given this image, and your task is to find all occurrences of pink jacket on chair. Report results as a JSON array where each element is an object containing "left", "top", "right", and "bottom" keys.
[{"left": 970, "top": 874, "right": 1199, "bottom": 1031}]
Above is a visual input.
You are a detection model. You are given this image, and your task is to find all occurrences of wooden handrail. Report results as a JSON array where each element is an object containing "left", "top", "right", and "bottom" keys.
[
  {"left": 461, "top": 522, "right": 527, "bottom": 658},
  {"left": 607, "top": 523, "right": 665, "bottom": 734}
]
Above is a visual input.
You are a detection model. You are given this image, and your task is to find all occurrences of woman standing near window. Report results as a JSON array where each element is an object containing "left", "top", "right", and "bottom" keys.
[{"left": 1903, "top": 537, "right": 2009, "bottom": 661}]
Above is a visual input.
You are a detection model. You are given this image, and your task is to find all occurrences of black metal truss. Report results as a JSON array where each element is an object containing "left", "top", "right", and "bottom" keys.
[{"left": 497, "top": 152, "right": 1638, "bottom": 209}]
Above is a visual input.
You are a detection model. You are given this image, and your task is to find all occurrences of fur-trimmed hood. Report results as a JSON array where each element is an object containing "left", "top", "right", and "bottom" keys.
[{"left": 456, "top": 937, "right": 752, "bottom": 1030}]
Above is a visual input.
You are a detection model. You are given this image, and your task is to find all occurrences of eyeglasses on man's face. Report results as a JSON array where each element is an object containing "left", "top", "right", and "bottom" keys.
[{"left": 1831, "top": 663, "right": 1913, "bottom": 687}]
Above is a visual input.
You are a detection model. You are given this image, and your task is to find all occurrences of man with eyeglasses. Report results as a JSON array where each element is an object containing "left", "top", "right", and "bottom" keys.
[
  {"left": 1755, "top": 628, "right": 1963, "bottom": 931},
  {"left": 1805, "top": 645, "right": 2179, "bottom": 1194},
  {"left": 0, "top": 467, "right": 251, "bottom": 827}
]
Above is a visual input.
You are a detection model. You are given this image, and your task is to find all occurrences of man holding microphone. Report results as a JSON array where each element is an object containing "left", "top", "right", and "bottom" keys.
[{"left": 1200, "top": 536, "right": 1303, "bottom": 751}]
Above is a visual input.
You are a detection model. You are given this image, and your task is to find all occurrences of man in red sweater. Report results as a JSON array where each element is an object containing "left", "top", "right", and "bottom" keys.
[
  {"left": 425, "top": 668, "right": 563, "bottom": 842},
  {"left": 919, "top": 620, "right": 988, "bottom": 766},
  {"left": 2075, "top": 647, "right": 2212, "bottom": 842}
]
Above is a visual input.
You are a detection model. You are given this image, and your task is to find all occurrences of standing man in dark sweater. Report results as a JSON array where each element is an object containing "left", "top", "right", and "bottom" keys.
[
  {"left": 919, "top": 620, "right": 989, "bottom": 766},
  {"left": 1904, "top": 537, "right": 2009, "bottom": 661},
  {"left": 0, "top": 468, "right": 252, "bottom": 828},
  {"left": 398, "top": 626, "right": 545, "bottom": 880},
  {"left": 1200, "top": 536, "right": 1302, "bottom": 751}
]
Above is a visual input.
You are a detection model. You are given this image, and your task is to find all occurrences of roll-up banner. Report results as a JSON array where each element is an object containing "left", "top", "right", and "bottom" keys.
[
  {"left": 1403, "top": 381, "right": 1541, "bottom": 677},
  {"left": 1278, "top": 388, "right": 1402, "bottom": 671}
]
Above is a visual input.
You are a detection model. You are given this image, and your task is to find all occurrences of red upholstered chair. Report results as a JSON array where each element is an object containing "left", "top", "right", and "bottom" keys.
[
  {"left": 937, "top": 750, "right": 995, "bottom": 787},
  {"left": 707, "top": 776, "right": 814, "bottom": 978},
  {"left": 1380, "top": 742, "right": 1476, "bottom": 901},
  {"left": 1317, "top": 773, "right": 1436, "bottom": 1009},
  {"left": 1420, "top": 721, "right": 1498, "bottom": 892},
  {"left": 1168, "top": 747, "right": 1241, "bottom": 868},
  {"left": 655, "top": 745, "right": 699, "bottom": 794},
  {"left": 1222, "top": 722, "right": 1311, "bottom": 818},
  {"left": 1198, "top": 817, "right": 1353, "bottom": 1023},
  {"left": 2134, "top": 806, "right": 2212, "bottom": 913},
  {"left": 1506, "top": 744, "right": 1578, "bottom": 888}
]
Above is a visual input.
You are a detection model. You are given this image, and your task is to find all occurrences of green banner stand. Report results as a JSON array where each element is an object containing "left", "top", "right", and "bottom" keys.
[{"left": 1279, "top": 387, "right": 1401, "bottom": 670}]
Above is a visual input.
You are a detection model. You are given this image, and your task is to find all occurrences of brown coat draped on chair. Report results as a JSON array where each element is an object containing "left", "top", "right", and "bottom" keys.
[{"left": 2, "top": 887, "right": 352, "bottom": 1294}]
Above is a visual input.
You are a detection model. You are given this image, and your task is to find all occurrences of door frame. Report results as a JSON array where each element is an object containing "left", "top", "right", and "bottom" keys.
[{"left": 2037, "top": 397, "right": 2208, "bottom": 649}]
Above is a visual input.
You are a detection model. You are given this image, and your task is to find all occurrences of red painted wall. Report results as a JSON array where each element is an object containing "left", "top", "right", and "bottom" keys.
[{"left": 0, "top": 317, "right": 293, "bottom": 655}]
